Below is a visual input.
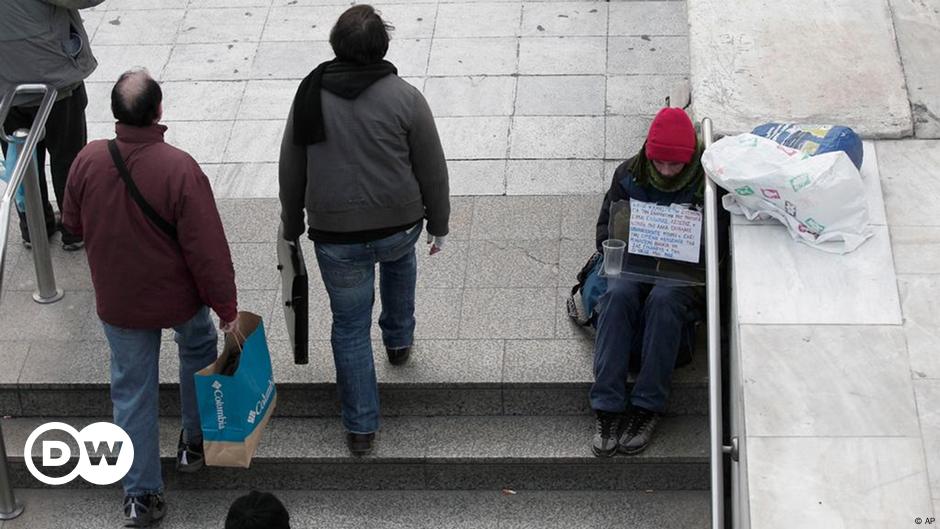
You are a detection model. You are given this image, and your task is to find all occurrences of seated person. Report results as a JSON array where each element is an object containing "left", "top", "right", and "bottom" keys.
[
  {"left": 591, "top": 107, "right": 706, "bottom": 457},
  {"left": 225, "top": 491, "right": 291, "bottom": 529}
]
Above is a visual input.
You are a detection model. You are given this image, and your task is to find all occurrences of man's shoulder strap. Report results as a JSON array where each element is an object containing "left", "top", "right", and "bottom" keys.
[{"left": 107, "top": 139, "right": 178, "bottom": 240}]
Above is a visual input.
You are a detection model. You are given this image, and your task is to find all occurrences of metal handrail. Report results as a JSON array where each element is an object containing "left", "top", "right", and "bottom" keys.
[
  {"left": 0, "top": 83, "right": 63, "bottom": 521},
  {"left": 702, "top": 118, "right": 727, "bottom": 528}
]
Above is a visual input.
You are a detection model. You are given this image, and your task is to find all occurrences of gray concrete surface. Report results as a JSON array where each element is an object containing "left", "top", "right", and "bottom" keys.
[{"left": 0, "top": 489, "right": 711, "bottom": 529}]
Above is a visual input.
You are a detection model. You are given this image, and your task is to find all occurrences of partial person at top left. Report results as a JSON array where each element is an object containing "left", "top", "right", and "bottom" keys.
[{"left": 0, "top": 0, "right": 105, "bottom": 251}]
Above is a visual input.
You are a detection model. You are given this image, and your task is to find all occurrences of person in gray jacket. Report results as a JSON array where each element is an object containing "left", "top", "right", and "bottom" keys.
[
  {"left": 278, "top": 4, "right": 450, "bottom": 456},
  {"left": 0, "top": 0, "right": 103, "bottom": 251}
]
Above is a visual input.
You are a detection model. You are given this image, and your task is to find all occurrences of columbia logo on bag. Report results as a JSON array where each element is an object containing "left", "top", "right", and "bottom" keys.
[
  {"left": 247, "top": 379, "right": 276, "bottom": 425},
  {"left": 212, "top": 380, "right": 227, "bottom": 430}
]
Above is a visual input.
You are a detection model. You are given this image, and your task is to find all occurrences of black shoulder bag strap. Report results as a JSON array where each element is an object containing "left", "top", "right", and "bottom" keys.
[{"left": 107, "top": 140, "right": 178, "bottom": 240}]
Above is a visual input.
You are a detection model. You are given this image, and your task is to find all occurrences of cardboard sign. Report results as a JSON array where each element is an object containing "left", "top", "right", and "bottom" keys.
[{"left": 627, "top": 200, "right": 703, "bottom": 263}]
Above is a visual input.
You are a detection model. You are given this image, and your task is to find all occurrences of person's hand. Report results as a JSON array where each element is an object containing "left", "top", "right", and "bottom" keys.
[
  {"left": 426, "top": 233, "right": 446, "bottom": 255},
  {"left": 220, "top": 315, "right": 239, "bottom": 334}
]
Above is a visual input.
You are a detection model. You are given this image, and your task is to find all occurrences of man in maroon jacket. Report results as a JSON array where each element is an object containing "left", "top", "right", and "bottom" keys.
[{"left": 62, "top": 69, "right": 237, "bottom": 528}]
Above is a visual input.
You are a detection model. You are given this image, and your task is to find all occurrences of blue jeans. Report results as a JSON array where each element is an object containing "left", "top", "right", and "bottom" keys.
[
  {"left": 102, "top": 306, "right": 218, "bottom": 497},
  {"left": 589, "top": 280, "right": 701, "bottom": 414},
  {"left": 314, "top": 221, "right": 423, "bottom": 434}
]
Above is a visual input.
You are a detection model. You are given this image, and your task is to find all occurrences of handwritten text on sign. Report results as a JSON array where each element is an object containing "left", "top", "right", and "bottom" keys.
[{"left": 628, "top": 201, "right": 703, "bottom": 263}]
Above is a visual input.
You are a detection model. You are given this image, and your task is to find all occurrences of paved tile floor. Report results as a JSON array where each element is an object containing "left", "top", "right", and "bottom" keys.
[
  {"left": 76, "top": 0, "right": 690, "bottom": 196},
  {"left": 0, "top": 195, "right": 605, "bottom": 393}
]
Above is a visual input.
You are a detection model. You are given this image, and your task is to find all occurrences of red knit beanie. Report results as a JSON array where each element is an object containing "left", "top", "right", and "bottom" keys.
[{"left": 645, "top": 108, "right": 696, "bottom": 163}]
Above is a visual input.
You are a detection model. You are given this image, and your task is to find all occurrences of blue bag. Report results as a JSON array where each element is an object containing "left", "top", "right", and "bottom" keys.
[
  {"left": 194, "top": 312, "right": 277, "bottom": 468},
  {"left": 566, "top": 252, "right": 606, "bottom": 326},
  {"left": 751, "top": 123, "right": 863, "bottom": 169},
  {"left": 1, "top": 139, "right": 32, "bottom": 212}
]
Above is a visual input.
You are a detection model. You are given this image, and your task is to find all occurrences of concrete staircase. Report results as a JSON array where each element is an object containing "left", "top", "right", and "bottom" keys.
[{"left": 0, "top": 196, "right": 711, "bottom": 528}]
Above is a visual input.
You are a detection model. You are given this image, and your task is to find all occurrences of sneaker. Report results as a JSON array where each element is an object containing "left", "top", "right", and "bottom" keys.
[
  {"left": 123, "top": 493, "right": 166, "bottom": 527},
  {"left": 592, "top": 410, "right": 621, "bottom": 458},
  {"left": 60, "top": 226, "right": 84, "bottom": 251},
  {"left": 386, "top": 346, "right": 411, "bottom": 366},
  {"left": 618, "top": 406, "right": 660, "bottom": 455},
  {"left": 176, "top": 430, "right": 205, "bottom": 473},
  {"left": 345, "top": 432, "right": 375, "bottom": 456},
  {"left": 62, "top": 239, "right": 84, "bottom": 251}
]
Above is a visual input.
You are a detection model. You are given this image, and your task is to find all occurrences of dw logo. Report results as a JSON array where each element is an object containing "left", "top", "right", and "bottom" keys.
[{"left": 24, "top": 422, "right": 134, "bottom": 486}]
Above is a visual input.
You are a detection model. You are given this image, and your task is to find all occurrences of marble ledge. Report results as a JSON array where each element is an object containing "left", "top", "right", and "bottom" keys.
[
  {"left": 738, "top": 324, "right": 918, "bottom": 437},
  {"left": 731, "top": 223, "right": 902, "bottom": 326},
  {"left": 746, "top": 436, "right": 933, "bottom": 529}
]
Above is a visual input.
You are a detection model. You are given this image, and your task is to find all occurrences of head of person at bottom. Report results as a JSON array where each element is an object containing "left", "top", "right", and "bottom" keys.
[
  {"left": 110, "top": 68, "right": 163, "bottom": 127},
  {"left": 225, "top": 491, "right": 291, "bottom": 529},
  {"left": 329, "top": 4, "right": 394, "bottom": 64},
  {"left": 644, "top": 107, "right": 697, "bottom": 178}
]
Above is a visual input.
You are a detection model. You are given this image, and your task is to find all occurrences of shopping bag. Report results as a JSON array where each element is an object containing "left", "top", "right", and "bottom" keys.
[
  {"left": 1, "top": 139, "right": 31, "bottom": 212},
  {"left": 702, "top": 133, "right": 872, "bottom": 254},
  {"left": 194, "top": 311, "right": 277, "bottom": 468}
]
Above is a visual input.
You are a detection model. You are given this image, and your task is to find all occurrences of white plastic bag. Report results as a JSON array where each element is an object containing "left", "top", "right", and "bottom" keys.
[{"left": 701, "top": 133, "right": 872, "bottom": 254}]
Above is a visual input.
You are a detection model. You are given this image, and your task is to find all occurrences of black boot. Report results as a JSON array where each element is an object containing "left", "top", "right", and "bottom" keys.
[
  {"left": 346, "top": 432, "right": 375, "bottom": 456},
  {"left": 386, "top": 346, "right": 411, "bottom": 366},
  {"left": 18, "top": 208, "right": 56, "bottom": 249}
]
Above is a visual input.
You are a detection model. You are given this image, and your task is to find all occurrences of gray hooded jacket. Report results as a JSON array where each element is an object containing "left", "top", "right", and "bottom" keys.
[
  {"left": 0, "top": 0, "right": 103, "bottom": 106},
  {"left": 279, "top": 74, "right": 450, "bottom": 240}
]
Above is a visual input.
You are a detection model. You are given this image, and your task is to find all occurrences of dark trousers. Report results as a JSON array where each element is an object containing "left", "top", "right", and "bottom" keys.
[
  {"left": 589, "top": 279, "right": 701, "bottom": 414},
  {"left": 1, "top": 83, "right": 88, "bottom": 240}
]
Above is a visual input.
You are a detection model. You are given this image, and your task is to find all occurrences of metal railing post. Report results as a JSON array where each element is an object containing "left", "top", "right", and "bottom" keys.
[
  {"left": 702, "top": 117, "right": 726, "bottom": 529},
  {"left": 14, "top": 128, "right": 63, "bottom": 303},
  {"left": 0, "top": 82, "right": 64, "bottom": 522},
  {"left": 0, "top": 421, "right": 23, "bottom": 520}
]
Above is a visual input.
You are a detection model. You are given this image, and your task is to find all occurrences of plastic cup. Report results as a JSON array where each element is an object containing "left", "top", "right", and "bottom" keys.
[{"left": 602, "top": 239, "right": 626, "bottom": 277}]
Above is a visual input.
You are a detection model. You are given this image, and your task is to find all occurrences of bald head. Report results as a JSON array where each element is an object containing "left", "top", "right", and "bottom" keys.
[{"left": 111, "top": 69, "right": 162, "bottom": 127}]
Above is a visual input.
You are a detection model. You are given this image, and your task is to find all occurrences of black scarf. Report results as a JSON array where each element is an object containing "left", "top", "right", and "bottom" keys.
[{"left": 291, "top": 59, "right": 398, "bottom": 146}]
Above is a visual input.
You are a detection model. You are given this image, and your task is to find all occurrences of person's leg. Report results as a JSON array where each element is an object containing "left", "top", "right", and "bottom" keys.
[
  {"left": 173, "top": 306, "right": 219, "bottom": 446},
  {"left": 619, "top": 285, "right": 701, "bottom": 453},
  {"left": 377, "top": 222, "right": 422, "bottom": 351},
  {"left": 588, "top": 278, "right": 647, "bottom": 456},
  {"left": 3, "top": 108, "right": 56, "bottom": 242},
  {"left": 40, "top": 83, "right": 88, "bottom": 247},
  {"left": 630, "top": 286, "right": 701, "bottom": 413},
  {"left": 102, "top": 322, "right": 163, "bottom": 498},
  {"left": 589, "top": 279, "right": 647, "bottom": 413},
  {"left": 315, "top": 242, "right": 380, "bottom": 435}
]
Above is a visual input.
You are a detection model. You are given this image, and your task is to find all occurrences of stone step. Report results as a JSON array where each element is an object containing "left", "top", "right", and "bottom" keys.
[
  {"left": 1, "top": 337, "right": 709, "bottom": 418},
  {"left": 0, "top": 488, "right": 711, "bottom": 529},
  {"left": 2, "top": 415, "right": 709, "bottom": 491}
]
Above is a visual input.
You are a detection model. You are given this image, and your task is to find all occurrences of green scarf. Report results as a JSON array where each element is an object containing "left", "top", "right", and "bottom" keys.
[{"left": 642, "top": 139, "right": 704, "bottom": 193}]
